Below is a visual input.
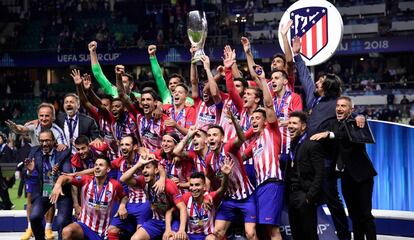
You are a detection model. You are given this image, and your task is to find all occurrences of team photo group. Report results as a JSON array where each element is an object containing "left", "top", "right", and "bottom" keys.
[{"left": 3, "top": 4, "right": 378, "bottom": 240}]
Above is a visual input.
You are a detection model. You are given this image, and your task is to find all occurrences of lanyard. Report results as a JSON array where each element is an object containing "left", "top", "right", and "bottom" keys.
[
  {"left": 274, "top": 91, "right": 291, "bottom": 118},
  {"left": 93, "top": 177, "right": 109, "bottom": 205},
  {"left": 115, "top": 113, "right": 128, "bottom": 140},
  {"left": 65, "top": 115, "right": 78, "bottom": 139},
  {"left": 43, "top": 153, "right": 56, "bottom": 172},
  {"left": 171, "top": 107, "right": 184, "bottom": 123},
  {"left": 214, "top": 146, "right": 225, "bottom": 172},
  {"left": 192, "top": 197, "right": 204, "bottom": 219},
  {"left": 311, "top": 97, "right": 322, "bottom": 109},
  {"left": 197, "top": 153, "right": 207, "bottom": 169},
  {"left": 164, "top": 156, "right": 174, "bottom": 177},
  {"left": 242, "top": 112, "right": 251, "bottom": 131},
  {"left": 289, "top": 133, "right": 307, "bottom": 164},
  {"left": 141, "top": 116, "right": 154, "bottom": 135}
]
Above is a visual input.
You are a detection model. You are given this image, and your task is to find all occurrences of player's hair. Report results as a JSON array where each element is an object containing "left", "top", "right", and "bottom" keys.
[
  {"left": 141, "top": 89, "right": 160, "bottom": 102},
  {"left": 207, "top": 124, "right": 225, "bottom": 136},
  {"left": 112, "top": 97, "right": 123, "bottom": 104},
  {"left": 289, "top": 111, "right": 308, "bottom": 124},
  {"left": 253, "top": 108, "right": 267, "bottom": 119},
  {"left": 37, "top": 102, "right": 56, "bottom": 120},
  {"left": 168, "top": 73, "right": 184, "bottom": 84},
  {"left": 96, "top": 155, "right": 111, "bottom": 166},
  {"left": 270, "top": 69, "right": 288, "bottom": 80},
  {"left": 174, "top": 83, "right": 189, "bottom": 93},
  {"left": 234, "top": 77, "right": 248, "bottom": 89},
  {"left": 100, "top": 94, "right": 113, "bottom": 102},
  {"left": 322, "top": 73, "right": 342, "bottom": 99},
  {"left": 164, "top": 133, "right": 180, "bottom": 144},
  {"left": 122, "top": 135, "right": 139, "bottom": 145},
  {"left": 122, "top": 72, "right": 134, "bottom": 84},
  {"left": 74, "top": 135, "right": 90, "bottom": 146},
  {"left": 190, "top": 172, "right": 206, "bottom": 182},
  {"left": 272, "top": 53, "right": 286, "bottom": 65}
]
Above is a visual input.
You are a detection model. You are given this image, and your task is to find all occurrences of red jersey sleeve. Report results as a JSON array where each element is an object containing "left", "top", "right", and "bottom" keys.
[
  {"left": 71, "top": 175, "right": 92, "bottom": 187},
  {"left": 208, "top": 191, "right": 221, "bottom": 206},
  {"left": 181, "top": 192, "right": 191, "bottom": 205},
  {"left": 111, "top": 157, "right": 123, "bottom": 170},
  {"left": 111, "top": 179, "right": 127, "bottom": 201},
  {"left": 225, "top": 68, "right": 244, "bottom": 113},
  {"left": 287, "top": 62, "right": 296, "bottom": 91},
  {"left": 204, "top": 152, "right": 214, "bottom": 178},
  {"left": 185, "top": 106, "right": 196, "bottom": 127},
  {"left": 291, "top": 92, "right": 303, "bottom": 112},
  {"left": 88, "top": 106, "right": 100, "bottom": 124},
  {"left": 134, "top": 175, "right": 146, "bottom": 189},
  {"left": 165, "top": 179, "right": 183, "bottom": 205},
  {"left": 71, "top": 154, "right": 82, "bottom": 169}
]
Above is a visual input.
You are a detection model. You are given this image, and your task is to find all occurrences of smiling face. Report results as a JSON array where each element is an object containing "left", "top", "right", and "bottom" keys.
[
  {"left": 120, "top": 136, "right": 135, "bottom": 158},
  {"left": 111, "top": 100, "right": 124, "bottom": 120},
  {"left": 243, "top": 88, "right": 260, "bottom": 108},
  {"left": 38, "top": 106, "right": 53, "bottom": 128},
  {"left": 271, "top": 71, "right": 288, "bottom": 94},
  {"left": 63, "top": 95, "right": 80, "bottom": 117},
  {"left": 336, "top": 98, "right": 353, "bottom": 121},
  {"left": 74, "top": 143, "right": 90, "bottom": 160},
  {"left": 251, "top": 111, "right": 266, "bottom": 133},
  {"left": 288, "top": 116, "right": 306, "bottom": 140},
  {"left": 271, "top": 56, "right": 285, "bottom": 71},
  {"left": 142, "top": 162, "right": 159, "bottom": 183},
  {"left": 192, "top": 130, "right": 207, "bottom": 152},
  {"left": 39, "top": 131, "right": 55, "bottom": 154},
  {"left": 189, "top": 177, "right": 205, "bottom": 199},
  {"left": 94, "top": 158, "right": 111, "bottom": 178},
  {"left": 141, "top": 93, "right": 156, "bottom": 116},
  {"left": 173, "top": 85, "right": 187, "bottom": 106},
  {"left": 202, "top": 85, "right": 211, "bottom": 103},
  {"left": 207, "top": 127, "right": 224, "bottom": 152},
  {"left": 161, "top": 135, "right": 176, "bottom": 154},
  {"left": 168, "top": 77, "right": 181, "bottom": 92}
]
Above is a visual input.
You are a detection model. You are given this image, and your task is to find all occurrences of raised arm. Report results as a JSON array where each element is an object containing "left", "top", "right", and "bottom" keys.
[
  {"left": 115, "top": 66, "right": 139, "bottom": 116},
  {"left": 228, "top": 108, "right": 245, "bottom": 149},
  {"left": 148, "top": 45, "right": 171, "bottom": 103},
  {"left": 173, "top": 126, "right": 197, "bottom": 157},
  {"left": 5, "top": 120, "right": 29, "bottom": 135},
  {"left": 241, "top": 37, "right": 260, "bottom": 80},
  {"left": 281, "top": 20, "right": 295, "bottom": 79},
  {"left": 260, "top": 75, "right": 277, "bottom": 124},
  {"left": 72, "top": 69, "right": 95, "bottom": 113},
  {"left": 189, "top": 45, "right": 200, "bottom": 99},
  {"left": 292, "top": 37, "right": 316, "bottom": 110},
  {"left": 201, "top": 55, "right": 222, "bottom": 104},
  {"left": 223, "top": 46, "right": 244, "bottom": 113},
  {"left": 89, "top": 41, "right": 117, "bottom": 97}
]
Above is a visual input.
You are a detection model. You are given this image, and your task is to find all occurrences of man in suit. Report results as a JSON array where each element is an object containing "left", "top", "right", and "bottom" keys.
[
  {"left": 25, "top": 129, "right": 73, "bottom": 239},
  {"left": 285, "top": 111, "right": 325, "bottom": 240},
  {"left": 55, "top": 93, "right": 101, "bottom": 154},
  {"left": 0, "top": 132, "right": 14, "bottom": 210},
  {"left": 311, "top": 96, "right": 377, "bottom": 240}
]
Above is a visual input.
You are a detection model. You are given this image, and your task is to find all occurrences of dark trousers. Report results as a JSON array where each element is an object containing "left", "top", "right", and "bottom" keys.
[
  {"left": 288, "top": 190, "right": 318, "bottom": 240},
  {"left": 323, "top": 169, "right": 351, "bottom": 240},
  {"left": 0, "top": 179, "right": 13, "bottom": 209},
  {"left": 30, "top": 196, "right": 73, "bottom": 240},
  {"left": 342, "top": 172, "right": 377, "bottom": 240}
]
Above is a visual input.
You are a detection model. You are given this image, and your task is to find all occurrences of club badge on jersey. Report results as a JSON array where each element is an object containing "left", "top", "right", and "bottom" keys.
[{"left": 278, "top": 0, "right": 343, "bottom": 66}]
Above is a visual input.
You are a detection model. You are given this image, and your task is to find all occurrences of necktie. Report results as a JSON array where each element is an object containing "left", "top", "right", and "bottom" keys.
[
  {"left": 336, "top": 121, "right": 345, "bottom": 171},
  {"left": 69, "top": 118, "right": 74, "bottom": 139}
]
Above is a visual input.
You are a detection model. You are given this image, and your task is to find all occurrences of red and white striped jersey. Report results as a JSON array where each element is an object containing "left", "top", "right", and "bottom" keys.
[
  {"left": 193, "top": 96, "right": 224, "bottom": 129},
  {"left": 135, "top": 176, "right": 183, "bottom": 220},
  {"left": 244, "top": 121, "right": 283, "bottom": 185},
  {"left": 206, "top": 138, "right": 255, "bottom": 200},
  {"left": 162, "top": 104, "right": 196, "bottom": 139},
  {"left": 186, "top": 150, "right": 208, "bottom": 173},
  {"left": 272, "top": 91, "right": 303, "bottom": 154},
  {"left": 154, "top": 149, "right": 193, "bottom": 194},
  {"left": 111, "top": 156, "right": 146, "bottom": 204},
  {"left": 182, "top": 192, "right": 220, "bottom": 235},
  {"left": 88, "top": 107, "right": 117, "bottom": 160},
  {"left": 136, "top": 113, "right": 166, "bottom": 151},
  {"left": 219, "top": 97, "right": 239, "bottom": 143},
  {"left": 71, "top": 175, "right": 125, "bottom": 236},
  {"left": 111, "top": 112, "right": 137, "bottom": 157}
]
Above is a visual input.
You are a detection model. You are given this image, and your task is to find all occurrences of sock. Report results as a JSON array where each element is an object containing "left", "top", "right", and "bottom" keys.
[
  {"left": 107, "top": 231, "right": 119, "bottom": 240},
  {"left": 27, "top": 222, "right": 31, "bottom": 229},
  {"left": 45, "top": 222, "right": 52, "bottom": 230}
]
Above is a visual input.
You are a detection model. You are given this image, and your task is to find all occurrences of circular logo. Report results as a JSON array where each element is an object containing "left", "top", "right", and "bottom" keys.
[{"left": 278, "top": 0, "right": 343, "bottom": 66}]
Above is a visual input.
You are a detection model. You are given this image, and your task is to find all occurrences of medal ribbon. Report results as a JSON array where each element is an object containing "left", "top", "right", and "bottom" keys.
[
  {"left": 289, "top": 133, "right": 307, "bottom": 163},
  {"left": 192, "top": 197, "right": 205, "bottom": 220},
  {"left": 141, "top": 116, "right": 154, "bottom": 136},
  {"left": 274, "top": 91, "right": 291, "bottom": 118},
  {"left": 93, "top": 177, "right": 109, "bottom": 205},
  {"left": 171, "top": 107, "right": 184, "bottom": 123}
]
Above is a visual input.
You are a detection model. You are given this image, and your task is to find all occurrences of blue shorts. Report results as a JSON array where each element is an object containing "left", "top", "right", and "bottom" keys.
[
  {"left": 110, "top": 202, "right": 152, "bottom": 233},
  {"left": 188, "top": 233, "right": 207, "bottom": 240},
  {"left": 77, "top": 221, "right": 103, "bottom": 240},
  {"left": 215, "top": 193, "right": 257, "bottom": 223},
  {"left": 255, "top": 181, "right": 284, "bottom": 225},
  {"left": 244, "top": 162, "right": 257, "bottom": 187},
  {"left": 141, "top": 218, "right": 180, "bottom": 239}
]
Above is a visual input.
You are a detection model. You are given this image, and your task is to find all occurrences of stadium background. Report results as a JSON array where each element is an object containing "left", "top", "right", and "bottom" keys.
[{"left": 0, "top": 0, "right": 413, "bottom": 237}]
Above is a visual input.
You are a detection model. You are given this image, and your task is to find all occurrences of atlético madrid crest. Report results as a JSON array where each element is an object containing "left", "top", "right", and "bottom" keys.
[{"left": 278, "top": 0, "right": 343, "bottom": 66}]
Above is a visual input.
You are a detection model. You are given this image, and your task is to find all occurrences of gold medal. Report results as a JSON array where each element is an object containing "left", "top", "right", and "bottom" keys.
[
  {"left": 198, "top": 220, "right": 203, "bottom": 226},
  {"left": 151, "top": 203, "right": 155, "bottom": 210},
  {"left": 95, "top": 204, "right": 100, "bottom": 210}
]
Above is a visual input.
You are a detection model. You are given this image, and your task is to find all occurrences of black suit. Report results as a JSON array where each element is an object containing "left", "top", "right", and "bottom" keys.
[
  {"left": 324, "top": 118, "right": 377, "bottom": 240},
  {"left": 28, "top": 146, "right": 73, "bottom": 239},
  {"left": 286, "top": 137, "right": 326, "bottom": 240},
  {"left": 55, "top": 111, "right": 100, "bottom": 142}
]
